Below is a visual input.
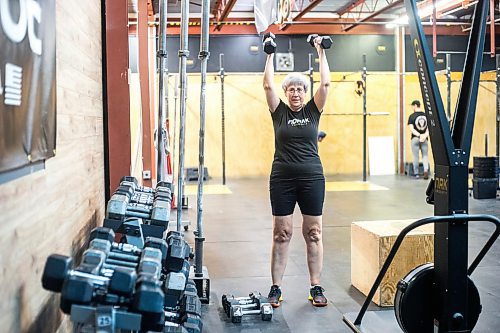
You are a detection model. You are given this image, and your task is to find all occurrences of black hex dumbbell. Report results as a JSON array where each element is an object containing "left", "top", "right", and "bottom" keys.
[
  {"left": 145, "top": 237, "right": 169, "bottom": 268},
  {"left": 307, "top": 34, "right": 332, "bottom": 49},
  {"left": 108, "top": 267, "right": 137, "bottom": 296},
  {"left": 166, "top": 231, "right": 192, "bottom": 272},
  {"left": 121, "top": 175, "right": 154, "bottom": 193},
  {"left": 179, "top": 292, "right": 203, "bottom": 333},
  {"left": 88, "top": 234, "right": 164, "bottom": 273},
  {"left": 42, "top": 254, "right": 73, "bottom": 292},
  {"left": 133, "top": 274, "right": 165, "bottom": 314},
  {"left": 262, "top": 32, "right": 276, "bottom": 54},
  {"left": 42, "top": 254, "right": 136, "bottom": 313},
  {"left": 163, "top": 260, "right": 191, "bottom": 308}
]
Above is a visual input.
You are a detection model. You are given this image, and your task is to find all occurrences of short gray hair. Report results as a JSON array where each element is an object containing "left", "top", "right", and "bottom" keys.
[{"left": 281, "top": 73, "right": 309, "bottom": 93}]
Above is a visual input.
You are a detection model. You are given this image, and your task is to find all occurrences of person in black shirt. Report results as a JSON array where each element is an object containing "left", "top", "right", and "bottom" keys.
[
  {"left": 263, "top": 36, "right": 331, "bottom": 307},
  {"left": 407, "top": 100, "right": 429, "bottom": 179}
]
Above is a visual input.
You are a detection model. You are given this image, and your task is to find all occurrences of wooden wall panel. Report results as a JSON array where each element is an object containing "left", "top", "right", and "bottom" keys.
[
  {"left": 130, "top": 70, "right": 497, "bottom": 180},
  {"left": 161, "top": 72, "right": 399, "bottom": 179},
  {"left": 0, "top": 1, "right": 104, "bottom": 332}
]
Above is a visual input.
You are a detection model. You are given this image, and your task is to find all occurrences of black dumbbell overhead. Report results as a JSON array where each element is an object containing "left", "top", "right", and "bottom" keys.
[
  {"left": 307, "top": 34, "right": 332, "bottom": 49},
  {"left": 262, "top": 32, "right": 276, "bottom": 54}
]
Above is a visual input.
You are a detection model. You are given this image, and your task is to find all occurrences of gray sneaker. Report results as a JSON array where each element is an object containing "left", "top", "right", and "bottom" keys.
[
  {"left": 308, "top": 285, "right": 328, "bottom": 307},
  {"left": 268, "top": 285, "right": 283, "bottom": 308}
]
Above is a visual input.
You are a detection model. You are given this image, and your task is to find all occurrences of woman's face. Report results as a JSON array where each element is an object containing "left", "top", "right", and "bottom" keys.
[{"left": 285, "top": 84, "right": 306, "bottom": 110}]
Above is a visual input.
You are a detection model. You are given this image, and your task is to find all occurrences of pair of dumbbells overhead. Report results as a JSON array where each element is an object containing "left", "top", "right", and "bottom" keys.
[{"left": 262, "top": 32, "right": 332, "bottom": 54}]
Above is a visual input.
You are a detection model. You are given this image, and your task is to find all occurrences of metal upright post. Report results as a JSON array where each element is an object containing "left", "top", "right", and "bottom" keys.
[
  {"left": 362, "top": 54, "right": 367, "bottom": 182},
  {"left": 176, "top": 0, "right": 189, "bottom": 231},
  {"left": 196, "top": 0, "right": 209, "bottom": 278},
  {"left": 308, "top": 53, "right": 314, "bottom": 100},
  {"left": 172, "top": 74, "right": 179, "bottom": 183},
  {"left": 156, "top": 0, "right": 168, "bottom": 182},
  {"left": 220, "top": 53, "right": 226, "bottom": 185},
  {"left": 496, "top": 54, "right": 500, "bottom": 159},
  {"left": 191, "top": 0, "right": 211, "bottom": 304},
  {"left": 446, "top": 53, "right": 451, "bottom": 121}
]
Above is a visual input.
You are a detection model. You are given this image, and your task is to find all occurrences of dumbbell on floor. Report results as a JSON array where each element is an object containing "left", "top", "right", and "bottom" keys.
[
  {"left": 307, "top": 34, "right": 332, "bottom": 49},
  {"left": 262, "top": 32, "right": 276, "bottom": 54}
]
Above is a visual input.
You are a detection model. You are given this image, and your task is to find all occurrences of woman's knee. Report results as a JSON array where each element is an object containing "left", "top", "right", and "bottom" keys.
[
  {"left": 304, "top": 227, "right": 322, "bottom": 243},
  {"left": 273, "top": 228, "right": 292, "bottom": 243}
]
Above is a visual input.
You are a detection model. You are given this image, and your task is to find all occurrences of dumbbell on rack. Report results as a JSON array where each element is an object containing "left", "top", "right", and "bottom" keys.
[
  {"left": 179, "top": 281, "right": 203, "bottom": 333},
  {"left": 42, "top": 243, "right": 168, "bottom": 331},
  {"left": 164, "top": 259, "right": 191, "bottom": 308},
  {"left": 262, "top": 32, "right": 276, "bottom": 54},
  {"left": 163, "top": 280, "right": 203, "bottom": 332},
  {"left": 106, "top": 183, "right": 172, "bottom": 236},
  {"left": 120, "top": 175, "right": 154, "bottom": 193},
  {"left": 41, "top": 217, "right": 203, "bottom": 332},
  {"left": 165, "top": 230, "right": 192, "bottom": 272},
  {"left": 89, "top": 227, "right": 167, "bottom": 271},
  {"left": 41, "top": 254, "right": 137, "bottom": 313},
  {"left": 306, "top": 34, "right": 332, "bottom": 49}
]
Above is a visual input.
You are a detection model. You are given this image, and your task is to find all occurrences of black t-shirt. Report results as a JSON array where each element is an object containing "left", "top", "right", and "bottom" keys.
[
  {"left": 270, "top": 99, "right": 323, "bottom": 179},
  {"left": 407, "top": 111, "right": 428, "bottom": 139}
]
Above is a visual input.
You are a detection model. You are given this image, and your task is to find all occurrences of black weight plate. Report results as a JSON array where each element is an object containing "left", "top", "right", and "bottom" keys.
[{"left": 394, "top": 263, "right": 481, "bottom": 333}]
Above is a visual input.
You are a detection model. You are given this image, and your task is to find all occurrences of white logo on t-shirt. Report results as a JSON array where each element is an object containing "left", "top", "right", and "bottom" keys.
[
  {"left": 288, "top": 118, "right": 310, "bottom": 127},
  {"left": 415, "top": 115, "right": 427, "bottom": 131}
]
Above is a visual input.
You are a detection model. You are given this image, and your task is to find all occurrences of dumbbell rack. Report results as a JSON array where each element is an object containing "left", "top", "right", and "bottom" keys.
[
  {"left": 42, "top": 227, "right": 202, "bottom": 332},
  {"left": 105, "top": 176, "right": 190, "bottom": 245}
]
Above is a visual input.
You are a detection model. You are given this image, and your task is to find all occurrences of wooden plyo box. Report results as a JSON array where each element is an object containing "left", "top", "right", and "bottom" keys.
[{"left": 351, "top": 220, "right": 434, "bottom": 307}]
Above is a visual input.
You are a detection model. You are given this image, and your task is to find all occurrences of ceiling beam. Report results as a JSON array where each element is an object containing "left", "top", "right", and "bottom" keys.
[
  {"left": 213, "top": 0, "right": 238, "bottom": 31},
  {"left": 337, "top": 0, "right": 366, "bottom": 17},
  {"left": 342, "top": 0, "right": 404, "bottom": 32},
  {"left": 280, "top": 0, "right": 325, "bottom": 31}
]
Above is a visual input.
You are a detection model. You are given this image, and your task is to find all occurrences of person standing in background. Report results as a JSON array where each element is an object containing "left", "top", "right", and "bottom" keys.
[{"left": 408, "top": 100, "right": 429, "bottom": 179}]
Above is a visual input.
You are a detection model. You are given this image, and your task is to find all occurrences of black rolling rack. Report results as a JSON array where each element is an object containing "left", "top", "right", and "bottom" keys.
[{"left": 343, "top": 0, "right": 500, "bottom": 332}]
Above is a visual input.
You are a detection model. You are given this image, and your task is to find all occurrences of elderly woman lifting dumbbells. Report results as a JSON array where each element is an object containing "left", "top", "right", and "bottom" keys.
[{"left": 262, "top": 33, "right": 332, "bottom": 307}]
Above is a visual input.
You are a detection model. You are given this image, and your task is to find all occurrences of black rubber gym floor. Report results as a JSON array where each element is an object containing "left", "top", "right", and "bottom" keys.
[{"left": 178, "top": 175, "right": 500, "bottom": 333}]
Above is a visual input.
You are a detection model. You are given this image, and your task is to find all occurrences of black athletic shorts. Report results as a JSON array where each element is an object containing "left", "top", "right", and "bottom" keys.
[{"left": 269, "top": 177, "right": 325, "bottom": 216}]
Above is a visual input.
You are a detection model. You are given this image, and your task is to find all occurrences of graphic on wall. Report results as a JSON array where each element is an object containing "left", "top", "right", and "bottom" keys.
[{"left": 0, "top": 0, "right": 56, "bottom": 174}]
